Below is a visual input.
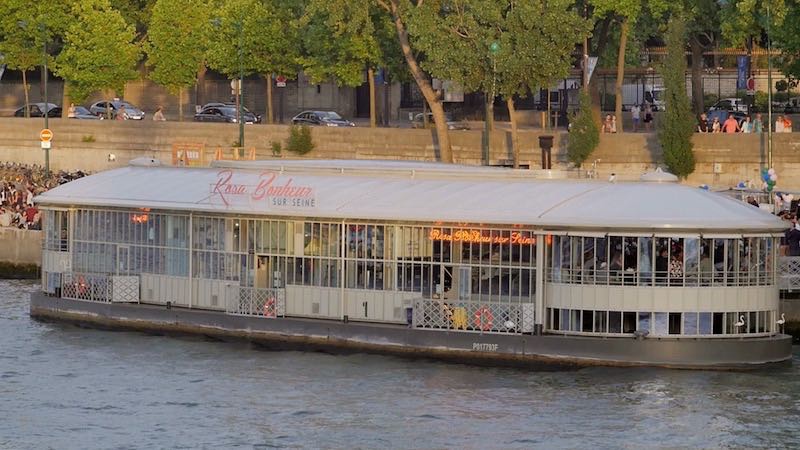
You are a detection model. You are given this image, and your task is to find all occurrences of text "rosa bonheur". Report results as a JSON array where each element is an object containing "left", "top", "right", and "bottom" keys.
[{"left": 211, "top": 169, "right": 314, "bottom": 207}]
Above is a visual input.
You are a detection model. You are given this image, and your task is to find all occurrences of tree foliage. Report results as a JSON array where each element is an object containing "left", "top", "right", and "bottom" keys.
[
  {"left": 146, "top": 0, "right": 211, "bottom": 95},
  {"left": 206, "top": 0, "right": 300, "bottom": 80},
  {"left": 299, "top": 0, "right": 383, "bottom": 86},
  {"left": 55, "top": 0, "right": 140, "bottom": 102},
  {"left": 658, "top": 15, "right": 695, "bottom": 179},
  {"left": 567, "top": 90, "right": 600, "bottom": 166}
]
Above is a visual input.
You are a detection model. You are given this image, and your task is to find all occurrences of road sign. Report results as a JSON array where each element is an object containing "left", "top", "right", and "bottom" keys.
[
  {"left": 276, "top": 75, "right": 287, "bottom": 88},
  {"left": 40, "top": 128, "right": 53, "bottom": 142},
  {"left": 746, "top": 77, "right": 755, "bottom": 95},
  {"left": 41, "top": 141, "right": 51, "bottom": 149}
]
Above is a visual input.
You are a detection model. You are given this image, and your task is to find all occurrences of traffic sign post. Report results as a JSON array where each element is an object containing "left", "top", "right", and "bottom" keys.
[
  {"left": 276, "top": 75, "right": 287, "bottom": 88},
  {"left": 40, "top": 128, "right": 53, "bottom": 164}
]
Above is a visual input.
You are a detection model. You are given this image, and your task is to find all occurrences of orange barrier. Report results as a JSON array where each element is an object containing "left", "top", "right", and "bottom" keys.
[
  {"left": 213, "top": 147, "right": 256, "bottom": 161},
  {"left": 172, "top": 142, "right": 205, "bottom": 166}
]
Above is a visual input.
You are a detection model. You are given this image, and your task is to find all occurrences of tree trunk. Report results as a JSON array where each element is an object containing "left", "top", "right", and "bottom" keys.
[
  {"left": 265, "top": 74, "right": 274, "bottom": 124},
  {"left": 388, "top": 0, "right": 453, "bottom": 162},
  {"left": 508, "top": 98, "right": 520, "bottom": 169},
  {"left": 106, "top": 90, "right": 112, "bottom": 120},
  {"left": 196, "top": 66, "right": 207, "bottom": 111},
  {"left": 690, "top": 36, "right": 705, "bottom": 115},
  {"left": 178, "top": 88, "right": 184, "bottom": 122},
  {"left": 61, "top": 81, "right": 71, "bottom": 119},
  {"left": 368, "top": 67, "right": 377, "bottom": 128},
  {"left": 614, "top": 17, "right": 629, "bottom": 133},
  {"left": 22, "top": 71, "right": 30, "bottom": 118}
]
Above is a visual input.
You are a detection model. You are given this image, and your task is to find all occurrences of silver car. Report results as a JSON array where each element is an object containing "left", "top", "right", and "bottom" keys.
[{"left": 89, "top": 100, "right": 146, "bottom": 120}]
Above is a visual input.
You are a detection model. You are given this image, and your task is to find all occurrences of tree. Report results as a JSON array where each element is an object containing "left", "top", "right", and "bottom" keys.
[
  {"left": 773, "top": 0, "right": 800, "bottom": 80},
  {"left": 146, "top": 0, "right": 211, "bottom": 121},
  {"left": 374, "top": 0, "right": 455, "bottom": 163},
  {"left": 0, "top": 1, "right": 70, "bottom": 117},
  {"left": 206, "top": 0, "right": 301, "bottom": 123},
  {"left": 659, "top": 15, "right": 695, "bottom": 179},
  {"left": 567, "top": 90, "right": 600, "bottom": 167},
  {"left": 493, "top": 1, "right": 590, "bottom": 167},
  {"left": 299, "top": 0, "right": 384, "bottom": 127},
  {"left": 55, "top": 0, "right": 140, "bottom": 111}
]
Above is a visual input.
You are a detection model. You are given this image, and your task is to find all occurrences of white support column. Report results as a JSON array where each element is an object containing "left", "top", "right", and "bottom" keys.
[
  {"left": 535, "top": 233, "right": 546, "bottom": 335},
  {"left": 340, "top": 219, "right": 346, "bottom": 321},
  {"left": 188, "top": 213, "right": 193, "bottom": 309}
]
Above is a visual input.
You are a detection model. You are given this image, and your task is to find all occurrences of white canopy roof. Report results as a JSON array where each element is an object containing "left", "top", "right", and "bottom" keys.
[{"left": 35, "top": 159, "right": 786, "bottom": 233}]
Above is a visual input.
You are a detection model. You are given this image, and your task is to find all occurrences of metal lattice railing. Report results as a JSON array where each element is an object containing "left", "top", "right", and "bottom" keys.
[
  {"left": 61, "top": 272, "right": 111, "bottom": 303},
  {"left": 227, "top": 287, "right": 286, "bottom": 318},
  {"left": 779, "top": 256, "right": 800, "bottom": 291},
  {"left": 413, "top": 299, "right": 533, "bottom": 334}
]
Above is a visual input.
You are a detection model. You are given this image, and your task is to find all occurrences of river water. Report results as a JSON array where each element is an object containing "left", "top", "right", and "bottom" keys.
[{"left": 2, "top": 279, "right": 800, "bottom": 449}]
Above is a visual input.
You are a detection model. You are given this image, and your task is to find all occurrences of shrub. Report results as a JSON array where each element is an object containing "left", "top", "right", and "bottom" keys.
[
  {"left": 566, "top": 90, "right": 599, "bottom": 167},
  {"left": 285, "top": 125, "right": 315, "bottom": 155},
  {"left": 270, "top": 141, "right": 282, "bottom": 156},
  {"left": 81, "top": 134, "right": 96, "bottom": 143},
  {"left": 658, "top": 16, "right": 695, "bottom": 179}
]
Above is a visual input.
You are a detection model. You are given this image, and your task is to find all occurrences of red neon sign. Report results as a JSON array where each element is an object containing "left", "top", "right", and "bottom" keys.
[{"left": 428, "top": 229, "right": 535, "bottom": 245}]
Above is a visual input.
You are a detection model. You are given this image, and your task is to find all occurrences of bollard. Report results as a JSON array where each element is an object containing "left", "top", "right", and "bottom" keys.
[{"left": 539, "top": 135, "right": 554, "bottom": 170}]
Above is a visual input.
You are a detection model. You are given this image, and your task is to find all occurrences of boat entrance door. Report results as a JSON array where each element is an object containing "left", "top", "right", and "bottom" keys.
[
  {"left": 116, "top": 245, "right": 130, "bottom": 275},
  {"left": 441, "top": 265, "right": 471, "bottom": 300}
]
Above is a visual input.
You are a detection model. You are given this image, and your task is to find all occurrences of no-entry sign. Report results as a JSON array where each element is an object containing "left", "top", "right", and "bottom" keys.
[{"left": 40, "top": 129, "right": 53, "bottom": 142}]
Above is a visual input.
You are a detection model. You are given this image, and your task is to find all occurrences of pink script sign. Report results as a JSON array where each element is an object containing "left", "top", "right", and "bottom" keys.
[{"left": 210, "top": 169, "right": 316, "bottom": 208}]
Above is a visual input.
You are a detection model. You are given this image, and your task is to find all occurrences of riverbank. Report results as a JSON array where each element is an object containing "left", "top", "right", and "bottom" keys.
[{"left": 0, "top": 228, "right": 41, "bottom": 277}]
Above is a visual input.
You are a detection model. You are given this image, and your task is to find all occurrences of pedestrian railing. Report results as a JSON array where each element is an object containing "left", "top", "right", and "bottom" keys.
[
  {"left": 61, "top": 272, "right": 111, "bottom": 303},
  {"left": 227, "top": 286, "right": 286, "bottom": 318},
  {"left": 779, "top": 256, "right": 800, "bottom": 291},
  {"left": 413, "top": 299, "right": 534, "bottom": 334}
]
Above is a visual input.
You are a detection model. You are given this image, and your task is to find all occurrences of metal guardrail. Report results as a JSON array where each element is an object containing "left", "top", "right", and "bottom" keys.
[
  {"left": 413, "top": 299, "right": 533, "bottom": 334},
  {"left": 227, "top": 287, "right": 286, "bottom": 318},
  {"left": 779, "top": 256, "right": 800, "bottom": 291},
  {"left": 61, "top": 272, "right": 111, "bottom": 303}
]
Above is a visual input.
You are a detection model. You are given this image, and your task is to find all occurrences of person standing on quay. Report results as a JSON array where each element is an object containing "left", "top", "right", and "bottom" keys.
[
  {"left": 722, "top": 113, "right": 740, "bottom": 133},
  {"left": 631, "top": 103, "right": 641, "bottom": 132},
  {"left": 643, "top": 103, "right": 653, "bottom": 131}
]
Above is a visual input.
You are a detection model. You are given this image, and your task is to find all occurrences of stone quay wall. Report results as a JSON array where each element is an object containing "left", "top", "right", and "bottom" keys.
[{"left": 0, "top": 118, "right": 799, "bottom": 190}]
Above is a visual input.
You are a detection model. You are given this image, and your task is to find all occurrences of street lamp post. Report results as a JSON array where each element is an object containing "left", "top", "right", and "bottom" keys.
[
  {"left": 482, "top": 41, "right": 499, "bottom": 166},
  {"left": 766, "top": 2, "right": 773, "bottom": 168},
  {"left": 19, "top": 20, "right": 50, "bottom": 174},
  {"left": 236, "top": 21, "right": 244, "bottom": 149}
]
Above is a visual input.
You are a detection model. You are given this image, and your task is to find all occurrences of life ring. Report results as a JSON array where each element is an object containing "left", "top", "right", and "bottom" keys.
[
  {"left": 75, "top": 276, "right": 88, "bottom": 296},
  {"left": 474, "top": 306, "right": 494, "bottom": 331},
  {"left": 262, "top": 296, "right": 276, "bottom": 318}
]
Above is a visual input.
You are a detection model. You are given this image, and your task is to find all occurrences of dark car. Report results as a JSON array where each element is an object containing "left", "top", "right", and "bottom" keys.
[
  {"left": 193, "top": 105, "right": 260, "bottom": 124},
  {"left": 89, "top": 100, "right": 146, "bottom": 120},
  {"left": 68, "top": 105, "right": 102, "bottom": 120},
  {"left": 411, "top": 112, "right": 470, "bottom": 130},
  {"left": 200, "top": 102, "right": 261, "bottom": 123},
  {"left": 14, "top": 103, "right": 61, "bottom": 118},
  {"left": 292, "top": 110, "right": 355, "bottom": 127}
]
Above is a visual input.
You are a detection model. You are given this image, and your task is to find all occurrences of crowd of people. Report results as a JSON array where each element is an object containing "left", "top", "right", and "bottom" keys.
[
  {"left": 602, "top": 102, "right": 655, "bottom": 133},
  {"left": 0, "top": 162, "right": 88, "bottom": 230},
  {"left": 697, "top": 112, "right": 792, "bottom": 133}
]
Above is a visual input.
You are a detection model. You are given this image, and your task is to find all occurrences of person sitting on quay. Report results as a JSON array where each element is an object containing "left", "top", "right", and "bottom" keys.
[
  {"left": 753, "top": 113, "right": 764, "bottom": 133},
  {"left": 711, "top": 116, "right": 722, "bottom": 133},
  {"left": 722, "top": 113, "right": 740, "bottom": 133},
  {"left": 153, "top": 106, "right": 166, "bottom": 121},
  {"left": 741, "top": 115, "right": 754, "bottom": 133},
  {"left": 697, "top": 113, "right": 710, "bottom": 132}
]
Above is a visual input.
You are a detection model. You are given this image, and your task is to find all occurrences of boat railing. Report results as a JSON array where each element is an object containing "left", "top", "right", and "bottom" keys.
[
  {"left": 413, "top": 298, "right": 534, "bottom": 334},
  {"left": 227, "top": 286, "right": 286, "bottom": 318},
  {"left": 779, "top": 256, "right": 800, "bottom": 291},
  {"left": 61, "top": 272, "right": 111, "bottom": 303}
]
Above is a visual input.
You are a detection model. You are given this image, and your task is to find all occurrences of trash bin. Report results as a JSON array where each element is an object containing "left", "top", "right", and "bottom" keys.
[{"left": 539, "top": 135, "right": 554, "bottom": 169}]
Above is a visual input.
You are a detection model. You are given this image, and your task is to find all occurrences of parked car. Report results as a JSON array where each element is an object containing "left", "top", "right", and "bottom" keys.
[
  {"left": 14, "top": 103, "right": 61, "bottom": 118},
  {"left": 292, "top": 110, "right": 355, "bottom": 127},
  {"left": 89, "top": 100, "right": 146, "bottom": 120},
  {"left": 193, "top": 105, "right": 260, "bottom": 124},
  {"left": 69, "top": 105, "right": 102, "bottom": 120},
  {"left": 708, "top": 98, "right": 748, "bottom": 113},
  {"left": 200, "top": 102, "right": 262, "bottom": 123},
  {"left": 411, "top": 112, "right": 470, "bottom": 130}
]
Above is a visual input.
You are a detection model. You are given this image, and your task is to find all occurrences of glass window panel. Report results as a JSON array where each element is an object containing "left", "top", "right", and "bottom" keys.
[
  {"left": 684, "top": 312, "right": 699, "bottom": 335},
  {"left": 608, "top": 311, "right": 622, "bottom": 333},
  {"left": 638, "top": 312, "right": 651, "bottom": 333},
  {"left": 653, "top": 312, "right": 669, "bottom": 335}
]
